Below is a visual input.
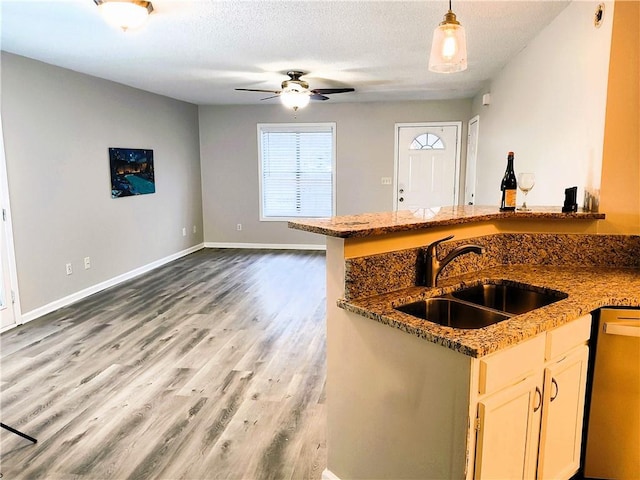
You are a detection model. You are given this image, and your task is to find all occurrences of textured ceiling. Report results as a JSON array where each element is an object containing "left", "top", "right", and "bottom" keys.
[{"left": 0, "top": 0, "right": 570, "bottom": 105}]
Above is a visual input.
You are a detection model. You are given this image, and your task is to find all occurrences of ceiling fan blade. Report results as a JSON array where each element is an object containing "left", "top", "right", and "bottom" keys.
[
  {"left": 235, "top": 88, "right": 281, "bottom": 94},
  {"left": 310, "top": 93, "right": 330, "bottom": 101},
  {"left": 260, "top": 95, "right": 281, "bottom": 101},
  {"left": 311, "top": 88, "right": 355, "bottom": 95}
]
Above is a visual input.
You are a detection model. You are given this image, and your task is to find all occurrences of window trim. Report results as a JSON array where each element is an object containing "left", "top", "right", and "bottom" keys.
[{"left": 257, "top": 122, "right": 337, "bottom": 222}]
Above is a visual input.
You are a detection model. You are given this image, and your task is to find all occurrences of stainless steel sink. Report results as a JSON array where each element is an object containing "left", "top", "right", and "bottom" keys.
[
  {"left": 450, "top": 282, "right": 568, "bottom": 315},
  {"left": 394, "top": 281, "right": 568, "bottom": 329},
  {"left": 395, "top": 298, "right": 510, "bottom": 329}
]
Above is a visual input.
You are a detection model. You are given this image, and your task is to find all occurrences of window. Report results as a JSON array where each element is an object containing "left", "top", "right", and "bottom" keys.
[
  {"left": 258, "top": 123, "right": 336, "bottom": 220},
  {"left": 410, "top": 133, "right": 445, "bottom": 150}
]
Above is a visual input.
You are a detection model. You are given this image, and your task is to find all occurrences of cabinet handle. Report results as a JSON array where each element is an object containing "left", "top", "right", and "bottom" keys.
[
  {"left": 550, "top": 378, "right": 559, "bottom": 402},
  {"left": 533, "top": 386, "right": 542, "bottom": 412}
]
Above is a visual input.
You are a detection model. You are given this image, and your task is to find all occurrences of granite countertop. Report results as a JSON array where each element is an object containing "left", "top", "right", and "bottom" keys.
[
  {"left": 338, "top": 265, "right": 640, "bottom": 358},
  {"left": 288, "top": 206, "right": 605, "bottom": 238}
]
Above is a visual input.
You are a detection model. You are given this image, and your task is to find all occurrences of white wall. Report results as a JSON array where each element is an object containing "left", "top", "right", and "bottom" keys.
[
  {"left": 199, "top": 100, "right": 472, "bottom": 246},
  {"left": 1, "top": 52, "right": 203, "bottom": 315},
  {"left": 471, "top": 1, "right": 613, "bottom": 208}
]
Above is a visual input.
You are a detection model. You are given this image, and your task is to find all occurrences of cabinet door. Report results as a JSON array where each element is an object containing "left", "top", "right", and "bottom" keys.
[
  {"left": 537, "top": 345, "right": 589, "bottom": 480},
  {"left": 474, "top": 374, "right": 542, "bottom": 480}
]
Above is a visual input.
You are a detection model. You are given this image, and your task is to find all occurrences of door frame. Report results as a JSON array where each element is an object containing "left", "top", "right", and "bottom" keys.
[
  {"left": 393, "top": 121, "right": 463, "bottom": 210},
  {"left": 0, "top": 117, "right": 22, "bottom": 332},
  {"left": 464, "top": 115, "right": 480, "bottom": 205}
]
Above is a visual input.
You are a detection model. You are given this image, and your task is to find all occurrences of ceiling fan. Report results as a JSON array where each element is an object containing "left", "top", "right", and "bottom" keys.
[{"left": 235, "top": 71, "right": 355, "bottom": 111}]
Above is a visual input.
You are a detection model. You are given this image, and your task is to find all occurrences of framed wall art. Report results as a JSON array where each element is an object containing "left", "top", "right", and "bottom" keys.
[{"left": 109, "top": 147, "right": 155, "bottom": 198}]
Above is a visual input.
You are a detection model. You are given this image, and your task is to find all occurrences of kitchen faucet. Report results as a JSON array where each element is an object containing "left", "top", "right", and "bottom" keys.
[{"left": 424, "top": 235, "right": 485, "bottom": 287}]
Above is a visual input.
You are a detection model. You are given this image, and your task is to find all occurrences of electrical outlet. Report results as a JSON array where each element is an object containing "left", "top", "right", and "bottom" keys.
[
  {"left": 193, "top": 225, "right": 197, "bottom": 234},
  {"left": 66, "top": 263, "right": 73, "bottom": 275},
  {"left": 84, "top": 257, "right": 91, "bottom": 269},
  {"left": 236, "top": 223, "right": 242, "bottom": 231},
  {"left": 381, "top": 177, "right": 392, "bottom": 185},
  {"left": 182, "top": 227, "right": 187, "bottom": 237}
]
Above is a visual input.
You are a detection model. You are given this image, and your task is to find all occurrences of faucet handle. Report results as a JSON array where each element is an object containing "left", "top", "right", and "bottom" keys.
[{"left": 426, "top": 234, "right": 454, "bottom": 257}]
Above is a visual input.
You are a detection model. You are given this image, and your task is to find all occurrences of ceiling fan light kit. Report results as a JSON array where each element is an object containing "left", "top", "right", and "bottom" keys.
[
  {"left": 280, "top": 87, "right": 311, "bottom": 111},
  {"left": 428, "top": 0, "right": 468, "bottom": 73},
  {"left": 94, "top": 0, "right": 154, "bottom": 31},
  {"left": 280, "top": 74, "right": 311, "bottom": 111}
]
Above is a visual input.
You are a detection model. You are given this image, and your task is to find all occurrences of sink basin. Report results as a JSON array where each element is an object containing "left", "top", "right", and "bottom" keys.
[
  {"left": 394, "top": 281, "right": 567, "bottom": 330},
  {"left": 450, "top": 282, "right": 568, "bottom": 315},
  {"left": 395, "top": 298, "right": 510, "bottom": 329}
]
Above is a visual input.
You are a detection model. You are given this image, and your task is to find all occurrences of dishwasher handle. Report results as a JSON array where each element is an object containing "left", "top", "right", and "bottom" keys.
[{"left": 603, "top": 320, "right": 640, "bottom": 337}]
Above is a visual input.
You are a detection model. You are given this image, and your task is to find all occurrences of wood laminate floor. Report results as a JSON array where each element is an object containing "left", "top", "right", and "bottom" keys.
[{"left": 0, "top": 249, "right": 327, "bottom": 480}]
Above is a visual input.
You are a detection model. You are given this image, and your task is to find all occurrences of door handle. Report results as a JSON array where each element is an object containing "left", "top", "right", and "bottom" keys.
[{"left": 399, "top": 197, "right": 404, "bottom": 202}]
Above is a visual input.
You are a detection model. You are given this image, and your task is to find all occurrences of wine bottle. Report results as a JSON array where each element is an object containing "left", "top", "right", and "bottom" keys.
[{"left": 500, "top": 151, "right": 518, "bottom": 211}]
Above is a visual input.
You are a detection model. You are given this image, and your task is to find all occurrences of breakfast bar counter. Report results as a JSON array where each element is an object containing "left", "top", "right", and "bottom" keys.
[{"left": 288, "top": 205, "right": 605, "bottom": 238}]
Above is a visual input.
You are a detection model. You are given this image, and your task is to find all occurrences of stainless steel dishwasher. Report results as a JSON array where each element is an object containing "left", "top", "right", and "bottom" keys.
[{"left": 584, "top": 307, "right": 640, "bottom": 479}]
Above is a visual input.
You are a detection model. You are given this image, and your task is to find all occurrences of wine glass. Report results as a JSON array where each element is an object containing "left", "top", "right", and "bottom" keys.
[{"left": 517, "top": 173, "right": 535, "bottom": 211}]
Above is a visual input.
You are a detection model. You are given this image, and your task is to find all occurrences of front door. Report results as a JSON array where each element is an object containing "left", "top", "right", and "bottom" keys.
[{"left": 394, "top": 123, "right": 461, "bottom": 210}]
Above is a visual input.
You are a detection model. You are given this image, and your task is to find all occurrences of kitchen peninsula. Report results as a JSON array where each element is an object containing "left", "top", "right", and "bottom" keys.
[{"left": 289, "top": 206, "right": 640, "bottom": 480}]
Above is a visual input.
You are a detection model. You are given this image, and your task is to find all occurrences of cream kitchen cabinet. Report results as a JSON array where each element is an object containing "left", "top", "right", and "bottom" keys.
[
  {"left": 326, "top": 308, "right": 592, "bottom": 480},
  {"left": 537, "top": 345, "right": 589, "bottom": 478},
  {"left": 474, "top": 372, "right": 541, "bottom": 479},
  {"left": 473, "top": 334, "right": 545, "bottom": 480},
  {"left": 473, "top": 315, "right": 591, "bottom": 480}
]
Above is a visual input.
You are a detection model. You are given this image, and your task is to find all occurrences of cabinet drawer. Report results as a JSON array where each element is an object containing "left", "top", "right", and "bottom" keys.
[
  {"left": 479, "top": 334, "right": 545, "bottom": 395},
  {"left": 545, "top": 314, "right": 591, "bottom": 362}
]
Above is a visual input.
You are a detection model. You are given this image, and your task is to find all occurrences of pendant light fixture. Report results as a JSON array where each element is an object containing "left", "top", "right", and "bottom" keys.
[
  {"left": 428, "top": 0, "right": 468, "bottom": 73},
  {"left": 94, "top": 0, "right": 154, "bottom": 31}
]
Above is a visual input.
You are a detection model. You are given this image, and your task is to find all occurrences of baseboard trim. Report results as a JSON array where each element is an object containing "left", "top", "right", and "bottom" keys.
[
  {"left": 322, "top": 469, "right": 341, "bottom": 480},
  {"left": 204, "top": 242, "right": 326, "bottom": 251},
  {"left": 13, "top": 241, "right": 323, "bottom": 331},
  {"left": 19, "top": 243, "right": 205, "bottom": 326}
]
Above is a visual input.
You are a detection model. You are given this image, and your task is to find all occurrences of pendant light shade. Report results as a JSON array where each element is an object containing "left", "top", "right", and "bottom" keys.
[
  {"left": 94, "top": 0, "right": 154, "bottom": 31},
  {"left": 428, "top": 2, "right": 468, "bottom": 73}
]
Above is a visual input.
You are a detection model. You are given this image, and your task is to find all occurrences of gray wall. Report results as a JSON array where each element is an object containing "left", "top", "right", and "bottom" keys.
[
  {"left": 199, "top": 100, "right": 472, "bottom": 246},
  {"left": 1, "top": 52, "right": 203, "bottom": 314}
]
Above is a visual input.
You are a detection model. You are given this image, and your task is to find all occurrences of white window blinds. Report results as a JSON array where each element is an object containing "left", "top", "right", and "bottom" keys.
[{"left": 258, "top": 123, "right": 336, "bottom": 220}]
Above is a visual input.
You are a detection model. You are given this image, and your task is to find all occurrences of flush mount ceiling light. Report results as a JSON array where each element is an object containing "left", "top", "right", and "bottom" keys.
[
  {"left": 428, "top": 0, "right": 468, "bottom": 73},
  {"left": 94, "top": 0, "right": 154, "bottom": 31}
]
